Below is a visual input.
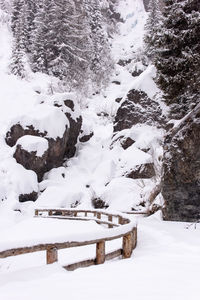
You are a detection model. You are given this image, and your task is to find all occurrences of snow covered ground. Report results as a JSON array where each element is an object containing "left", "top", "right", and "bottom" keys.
[
  {"left": 0, "top": 214, "right": 200, "bottom": 300},
  {"left": 0, "top": 0, "right": 163, "bottom": 212},
  {"left": 0, "top": 1, "right": 198, "bottom": 299}
]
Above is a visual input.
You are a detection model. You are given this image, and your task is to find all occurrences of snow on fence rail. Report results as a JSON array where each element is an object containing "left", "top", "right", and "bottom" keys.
[{"left": 0, "top": 209, "right": 137, "bottom": 271}]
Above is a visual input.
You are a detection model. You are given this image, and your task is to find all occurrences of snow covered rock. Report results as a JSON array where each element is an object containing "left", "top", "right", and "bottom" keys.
[
  {"left": 79, "top": 114, "right": 94, "bottom": 143},
  {"left": 0, "top": 158, "right": 38, "bottom": 203},
  {"left": 6, "top": 104, "right": 69, "bottom": 146},
  {"left": 6, "top": 104, "right": 69, "bottom": 181},
  {"left": 14, "top": 136, "right": 49, "bottom": 182},
  {"left": 126, "top": 163, "right": 155, "bottom": 179},
  {"left": 100, "top": 177, "right": 151, "bottom": 211},
  {"left": 53, "top": 96, "right": 82, "bottom": 158},
  {"left": 114, "top": 89, "right": 164, "bottom": 132},
  {"left": 162, "top": 103, "right": 200, "bottom": 222}
]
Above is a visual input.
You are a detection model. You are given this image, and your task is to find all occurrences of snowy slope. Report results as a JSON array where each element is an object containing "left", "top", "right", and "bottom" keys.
[{"left": 0, "top": 0, "right": 165, "bottom": 214}]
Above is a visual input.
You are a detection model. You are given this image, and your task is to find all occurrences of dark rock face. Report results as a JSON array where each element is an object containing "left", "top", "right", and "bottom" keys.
[
  {"left": 19, "top": 191, "right": 38, "bottom": 203},
  {"left": 6, "top": 98, "right": 83, "bottom": 182},
  {"left": 48, "top": 131, "right": 69, "bottom": 168},
  {"left": 7, "top": 123, "right": 69, "bottom": 179},
  {"left": 117, "top": 58, "right": 132, "bottom": 67},
  {"left": 131, "top": 69, "right": 143, "bottom": 77},
  {"left": 53, "top": 98, "right": 83, "bottom": 158},
  {"left": 114, "top": 89, "right": 164, "bottom": 132},
  {"left": 162, "top": 104, "right": 200, "bottom": 222},
  {"left": 65, "top": 113, "right": 82, "bottom": 158},
  {"left": 6, "top": 124, "right": 44, "bottom": 147},
  {"left": 14, "top": 143, "right": 48, "bottom": 182},
  {"left": 92, "top": 198, "right": 109, "bottom": 209},
  {"left": 7, "top": 123, "right": 69, "bottom": 182},
  {"left": 79, "top": 132, "right": 94, "bottom": 143},
  {"left": 126, "top": 163, "right": 155, "bottom": 179},
  {"left": 121, "top": 137, "right": 135, "bottom": 150}
]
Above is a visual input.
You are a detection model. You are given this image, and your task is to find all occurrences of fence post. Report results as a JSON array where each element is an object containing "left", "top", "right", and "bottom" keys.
[
  {"left": 35, "top": 209, "right": 38, "bottom": 216},
  {"left": 97, "top": 212, "right": 101, "bottom": 220},
  {"left": 46, "top": 247, "right": 58, "bottom": 264},
  {"left": 122, "top": 232, "right": 133, "bottom": 259},
  {"left": 132, "top": 227, "right": 137, "bottom": 250},
  {"left": 96, "top": 241, "right": 105, "bottom": 264},
  {"left": 118, "top": 216, "right": 124, "bottom": 225},
  {"left": 108, "top": 215, "right": 113, "bottom": 228}
]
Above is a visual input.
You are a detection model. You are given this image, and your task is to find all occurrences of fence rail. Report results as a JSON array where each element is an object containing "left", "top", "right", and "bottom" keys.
[{"left": 0, "top": 209, "right": 137, "bottom": 271}]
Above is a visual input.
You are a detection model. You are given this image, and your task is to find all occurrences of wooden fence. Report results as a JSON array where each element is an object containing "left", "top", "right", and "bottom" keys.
[{"left": 0, "top": 209, "right": 137, "bottom": 271}]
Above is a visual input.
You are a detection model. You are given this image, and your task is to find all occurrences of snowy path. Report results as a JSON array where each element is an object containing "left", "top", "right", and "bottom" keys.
[{"left": 0, "top": 216, "right": 200, "bottom": 300}]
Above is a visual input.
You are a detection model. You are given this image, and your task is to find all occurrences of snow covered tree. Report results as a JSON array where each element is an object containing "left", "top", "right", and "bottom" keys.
[
  {"left": 23, "top": 0, "right": 38, "bottom": 53},
  {"left": 31, "top": 0, "right": 91, "bottom": 90},
  {"left": 143, "top": 0, "right": 162, "bottom": 60},
  {"left": 154, "top": 0, "right": 200, "bottom": 118},
  {"left": 10, "top": 0, "right": 27, "bottom": 78},
  {"left": 9, "top": 0, "right": 115, "bottom": 92},
  {"left": 31, "top": 0, "right": 55, "bottom": 73},
  {"left": 84, "top": 0, "right": 114, "bottom": 91}
]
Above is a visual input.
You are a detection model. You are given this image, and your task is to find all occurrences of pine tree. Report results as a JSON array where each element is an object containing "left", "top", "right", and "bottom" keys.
[
  {"left": 31, "top": 0, "right": 55, "bottom": 73},
  {"left": 23, "top": 0, "right": 38, "bottom": 53},
  {"left": 31, "top": 0, "right": 91, "bottom": 90},
  {"left": 10, "top": 0, "right": 27, "bottom": 78},
  {"left": 84, "top": 0, "right": 113, "bottom": 91},
  {"left": 154, "top": 0, "right": 200, "bottom": 118},
  {"left": 143, "top": 0, "right": 162, "bottom": 60}
]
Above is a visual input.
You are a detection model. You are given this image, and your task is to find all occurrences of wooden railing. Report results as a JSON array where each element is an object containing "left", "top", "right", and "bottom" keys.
[{"left": 0, "top": 209, "right": 137, "bottom": 271}]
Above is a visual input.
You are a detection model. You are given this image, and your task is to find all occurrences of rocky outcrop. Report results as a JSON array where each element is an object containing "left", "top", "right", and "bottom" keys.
[
  {"left": 19, "top": 191, "right": 38, "bottom": 203},
  {"left": 6, "top": 104, "right": 70, "bottom": 182},
  {"left": 126, "top": 163, "right": 155, "bottom": 179},
  {"left": 162, "top": 103, "right": 200, "bottom": 222},
  {"left": 79, "top": 132, "right": 94, "bottom": 143},
  {"left": 92, "top": 198, "right": 109, "bottom": 209},
  {"left": 54, "top": 98, "right": 82, "bottom": 158},
  {"left": 14, "top": 136, "right": 49, "bottom": 182},
  {"left": 114, "top": 89, "right": 164, "bottom": 132},
  {"left": 121, "top": 137, "right": 135, "bottom": 150},
  {"left": 8, "top": 123, "right": 69, "bottom": 180},
  {"left": 5, "top": 98, "right": 83, "bottom": 183},
  {"left": 65, "top": 112, "right": 82, "bottom": 158}
]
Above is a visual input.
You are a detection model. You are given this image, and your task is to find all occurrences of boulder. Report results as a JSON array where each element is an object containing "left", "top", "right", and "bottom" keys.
[
  {"left": 79, "top": 132, "right": 94, "bottom": 143},
  {"left": 92, "top": 198, "right": 108, "bottom": 209},
  {"left": 121, "top": 137, "right": 135, "bottom": 150},
  {"left": 54, "top": 98, "right": 82, "bottom": 158},
  {"left": 0, "top": 158, "right": 39, "bottom": 203},
  {"left": 65, "top": 113, "right": 82, "bottom": 158},
  {"left": 14, "top": 136, "right": 49, "bottom": 182},
  {"left": 114, "top": 89, "right": 164, "bottom": 132},
  {"left": 6, "top": 104, "right": 69, "bottom": 181},
  {"left": 162, "top": 103, "right": 200, "bottom": 222},
  {"left": 19, "top": 191, "right": 38, "bottom": 203},
  {"left": 126, "top": 163, "right": 155, "bottom": 179}
]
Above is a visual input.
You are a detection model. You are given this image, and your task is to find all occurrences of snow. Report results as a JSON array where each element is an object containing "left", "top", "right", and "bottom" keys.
[
  {"left": 0, "top": 158, "right": 38, "bottom": 202},
  {"left": 129, "top": 65, "right": 159, "bottom": 99},
  {"left": 0, "top": 215, "right": 200, "bottom": 300},
  {"left": 0, "top": 0, "right": 199, "bottom": 298},
  {"left": 36, "top": 184, "right": 92, "bottom": 209},
  {"left": 16, "top": 136, "right": 48, "bottom": 157},
  {"left": 9, "top": 104, "right": 69, "bottom": 140},
  {"left": 101, "top": 177, "right": 153, "bottom": 211}
]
